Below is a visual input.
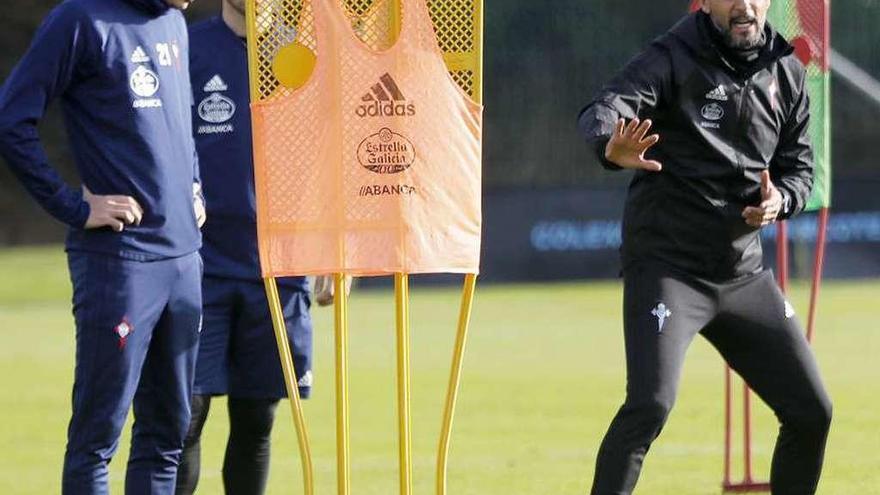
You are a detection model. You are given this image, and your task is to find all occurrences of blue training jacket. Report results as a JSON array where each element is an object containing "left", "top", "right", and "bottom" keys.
[
  {"left": 0, "top": 0, "right": 201, "bottom": 260},
  {"left": 189, "top": 16, "right": 306, "bottom": 290}
]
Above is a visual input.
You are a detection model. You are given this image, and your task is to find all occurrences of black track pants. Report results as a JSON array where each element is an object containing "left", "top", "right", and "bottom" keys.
[
  {"left": 176, "top": 395, "right": 211, "bottom": 495},
  {"left": 175, "top": 396, "right": 279, "bottom": 495},
  {"left": 590, "top": 262, "right": 832, "bottom": 495},
  {"left": 222, "top": 398, "right": 279, "bottom": 495}
]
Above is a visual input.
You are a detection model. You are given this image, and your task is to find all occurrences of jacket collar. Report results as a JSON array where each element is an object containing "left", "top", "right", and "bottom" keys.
[
  {"left": 123, "top": 0, "right": 170, "bottom": 16},
  {"left": 668, "top": 12, "right": 793, "bottom": 76}
]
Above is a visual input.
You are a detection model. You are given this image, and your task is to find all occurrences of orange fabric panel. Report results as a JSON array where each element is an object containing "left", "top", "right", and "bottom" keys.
[{"left": 251, "top": 0, "right": 483, "bottom": 277}]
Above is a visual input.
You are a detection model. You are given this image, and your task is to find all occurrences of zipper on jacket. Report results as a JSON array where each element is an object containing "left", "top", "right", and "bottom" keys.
[{"left": 733, "top": 78, "right": 752, "bottom": 171}]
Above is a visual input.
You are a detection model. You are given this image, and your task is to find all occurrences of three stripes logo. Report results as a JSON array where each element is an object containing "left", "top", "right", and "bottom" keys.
[
  {"left": 130, "top": 46, "right": 150, "bottom": 64},
  {"left": 203, "top": 74, "right": 229, "bottom": 93},
  {"left": 356, "top": 73, "right": 416, "bottom": 118},
  {"left": 705, "top": 85, "right": 729, "bottom": 102}
]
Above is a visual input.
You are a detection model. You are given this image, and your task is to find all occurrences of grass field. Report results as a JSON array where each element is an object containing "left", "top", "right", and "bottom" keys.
[{"left": 0, "top": 246, "right": 878, "bottom": 494}]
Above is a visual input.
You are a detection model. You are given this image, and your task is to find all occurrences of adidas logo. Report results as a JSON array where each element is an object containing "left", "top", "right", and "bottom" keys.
[
  {"left": 131, "top": 46, "right": 150, "bottom": 64},
  {"left": 203, "top": 75, "right": 228, "bottom": 93},
  {"left": 784, "top": 301, "right": 796, "bottom": 319},
  {"left": 356, "top": 73, "right": 416, "bottom": 118},
  {"left": 706, "top": 85, "right": 729, "bottom": 101},
  {"left": 297, "top": 370, "right": 313, "bottom": 388}
]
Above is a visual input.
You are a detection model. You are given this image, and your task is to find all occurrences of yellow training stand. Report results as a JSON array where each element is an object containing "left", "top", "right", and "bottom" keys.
[{"left": 246, "top": 1, "right": 484, "bottom": 493}]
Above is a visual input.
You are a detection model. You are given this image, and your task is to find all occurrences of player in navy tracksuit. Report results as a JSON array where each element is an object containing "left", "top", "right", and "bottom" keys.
[
  {"left": 0, "top": 0, "right": 203, "bottom": 493},
  {"left": 174, "top": 2, "right": 314, "bottom": 494}
]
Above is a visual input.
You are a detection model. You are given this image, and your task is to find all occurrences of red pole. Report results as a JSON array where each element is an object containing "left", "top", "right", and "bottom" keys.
[
  {"left": 724, "top": 367, "right": 733, "bottom": 486},
  {"left": 806, "top": 209, "right": 830, "bottom": 342},
  {"left": 776, "top": 221, "right": 790, "bottom": 292},
  {"left": 745, "top": 220, "right": 791, "bottom": 482},
  {"left": 807, "top": 0, "right": 830, "bottom": 343},
  {"left": 822, "top": 0, "right": 830, "bottom": 72},
  {"left": 743, "top": 384, "right": 754, "bottom": 482},
  {"left": 720, "top": 1, "right": 829, "bottom": 490},
  {"left": 736, "top": 221, "right": 789, "bottom": 487}
]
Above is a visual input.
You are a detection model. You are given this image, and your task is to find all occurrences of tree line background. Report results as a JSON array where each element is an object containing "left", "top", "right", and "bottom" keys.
[{"left": 1, "top": 0, "right": 878, "bottom": 244}]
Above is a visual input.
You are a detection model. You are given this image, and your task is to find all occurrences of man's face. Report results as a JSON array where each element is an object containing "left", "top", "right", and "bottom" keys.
[
  {"left": 225, "top": 0, "right": 246, "bottom": 16},
  {"left": 701, "top": 0, "right": 771, "bottom": 49},
  {"left": 165, "top": 0, "right": 194, "bottom": 10}
]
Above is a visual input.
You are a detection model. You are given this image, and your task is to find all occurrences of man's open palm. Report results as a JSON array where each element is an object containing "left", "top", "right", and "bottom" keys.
[{"left": 604, "top": 118, "right": 663, "bottom": 172}]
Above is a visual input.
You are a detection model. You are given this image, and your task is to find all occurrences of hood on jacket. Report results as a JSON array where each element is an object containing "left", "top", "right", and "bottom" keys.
[
  {"left": 124, "top": 0, "right": 170, "bottom": 15},
  {"left": 667, "top": 11, "right": 793, "bottom": 76}
]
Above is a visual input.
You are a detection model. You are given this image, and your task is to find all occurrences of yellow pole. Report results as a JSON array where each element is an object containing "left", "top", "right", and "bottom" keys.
[
  {"left": 436, "top": 1, "right": 481, "bottom": 490},
  {"left": 390, "top": 0, "right": 402, "bottom": 42},
  {"left": 263, "top": 277, "right": 314, "bottom": 495},
  {"left": 473, "top": 0, "right": 484, "bottom": 104},
  {"left": 334, "top": 272, "right": 351, "bottom": 495},
  {"left": 436, "top": 273, "right": 477, "bottom": 495},
  {"left": 395, "top": 273, "right": 413, "bottom": 495},
  {"left": 245, "top": 0, "right": 261, "bottom": 102}
]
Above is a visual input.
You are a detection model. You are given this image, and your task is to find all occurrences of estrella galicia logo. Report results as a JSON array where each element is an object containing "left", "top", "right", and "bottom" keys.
[
  {"left": 357, "top": 127, "right": 416, "bottom": 174},
  {"left": 130, "top": 66, "right": 160, "bottom": 98},
  {"left": 356, "top": 73, "right": 416, "bottom": 118},
  {"left": 198, "top": 93, "right": 236, "bottom": 124},
  {"left": 701, "top": 102, "right": 724, "bottom": 121}
]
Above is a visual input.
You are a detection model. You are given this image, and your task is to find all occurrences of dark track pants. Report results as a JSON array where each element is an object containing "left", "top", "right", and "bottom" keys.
[
  {"left": 62, "top": 252, "right": 202, "bottom": 495},
  {"left": 590, "top": 262, "right": 832, "bottom": 495},
  {"left": 175, "top": 396, "right": 280, "bottom": 495},
  {"left": 175, "top": 278, "right": 312, "bottom": 495}
]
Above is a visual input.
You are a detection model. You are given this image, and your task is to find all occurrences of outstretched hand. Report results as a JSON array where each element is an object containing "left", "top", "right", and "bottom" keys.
[
  {"left": 742, "top": 171, "right": 783, "bottom": 228},
  {"left": 604, "top": 118, "right": 663, "bottom": 172}
]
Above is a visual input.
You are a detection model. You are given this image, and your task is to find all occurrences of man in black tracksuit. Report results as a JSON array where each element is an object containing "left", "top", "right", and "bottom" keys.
[{"left": 578, "top": 1, "right": 831, "bottom": 494}]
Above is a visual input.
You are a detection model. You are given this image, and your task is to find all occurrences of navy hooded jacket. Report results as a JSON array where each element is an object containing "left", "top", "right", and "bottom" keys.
[
  {"left": 0, "top": 0, "right": 201, "bottom": 260},
  {"left": 189, "top": 16, "right": 306, "bottom": 290}
]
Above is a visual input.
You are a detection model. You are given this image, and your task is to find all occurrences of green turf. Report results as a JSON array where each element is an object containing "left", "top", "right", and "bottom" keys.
[{"left": 0, "top": 246, "right": 878, "bottom": 494}]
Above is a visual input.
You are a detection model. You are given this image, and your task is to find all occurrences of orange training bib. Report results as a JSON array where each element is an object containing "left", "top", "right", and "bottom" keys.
[{"left": 251, "top": 0, "right": 483, "bottom": 277}]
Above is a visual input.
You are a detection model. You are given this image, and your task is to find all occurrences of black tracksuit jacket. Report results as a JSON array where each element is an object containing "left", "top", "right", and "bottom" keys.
[{"left": 578, "top": 12, "right": 814, "bottom": 281}]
